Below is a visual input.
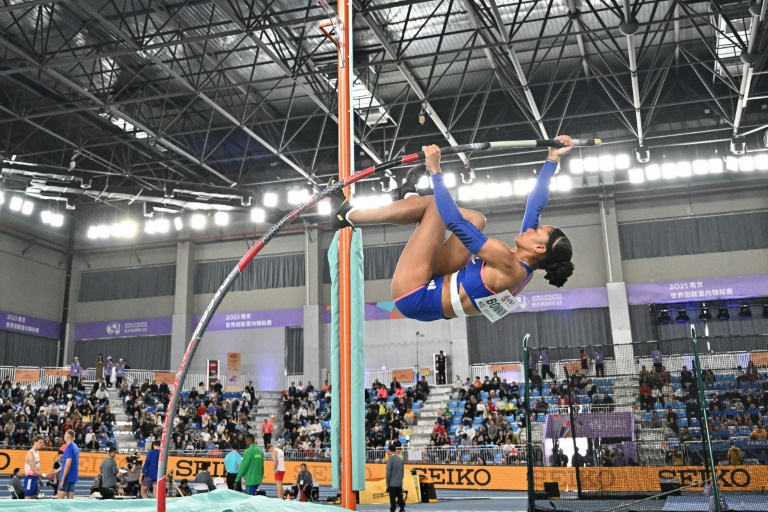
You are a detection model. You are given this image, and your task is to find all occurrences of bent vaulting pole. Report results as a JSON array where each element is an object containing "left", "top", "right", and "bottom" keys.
[{"left": 154, "top": 136, "right": 599, "bottom": 511}]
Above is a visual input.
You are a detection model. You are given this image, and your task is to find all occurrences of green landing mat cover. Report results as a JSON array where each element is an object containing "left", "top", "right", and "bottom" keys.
[{"left": 0, "top": 489, "right": 331, "bottom": 511}]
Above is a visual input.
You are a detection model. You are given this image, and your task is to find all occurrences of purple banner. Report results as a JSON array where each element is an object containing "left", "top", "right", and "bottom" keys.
[
  {"left": 322, "top": 287, "right": 609, "bottom": 323},
  {"left": 198, "top": 308, "right": 303, "bottom": 331},
  {"left": 75, "top": 317, "right": 172, "bottom": 340},
  {"left": 1, "top": 310, "right": 61, "bottom": 339},
  {"left": 512, "top": 287, "right": 608, "bottom": 313},
  {"left": 626, "top": 274, "right": 768, "bottom": 304}
]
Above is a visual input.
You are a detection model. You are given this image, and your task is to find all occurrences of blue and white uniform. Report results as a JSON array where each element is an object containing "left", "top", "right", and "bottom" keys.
[
  {"left": 24, "top": 448, "right": 40, "bottom": 497},
  {"left": 394, "top": 160, "right": 558, "bottom": 322}
]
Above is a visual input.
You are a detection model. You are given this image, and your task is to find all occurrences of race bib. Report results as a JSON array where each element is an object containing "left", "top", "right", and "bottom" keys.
[{"left": 474, "top": 289, "right": 520, "bottom": 322}]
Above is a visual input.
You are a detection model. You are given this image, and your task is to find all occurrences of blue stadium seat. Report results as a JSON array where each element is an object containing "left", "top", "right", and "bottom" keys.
[
  {"left": 677, "top": 411, "right": 686, "bottom": 418},
  {"left": 399, "top": 436, "right": 408, "bottom": 444},
  {"left": 480, "top": 392, "right": 489, "bottom": 399},
  {"left": 450, "top": 425, "right": 459, "bottom": 433},
  {"left": 459, "top": 401, "right": 466, "bottom": 407},
  {"left": 511, "top": 424, "right": 520, "bottom": 432},
  {"left": 411, "top": 403, "right": 421, "bottom": 410},
  {"left": 542, "top": 389, "right": 551, "bottom": 397},
  {"left": 679, "top": 419, "right": 688, "bottom": 427},
  {"left": 690, "top": 419, "right": 701, "bottom": 428},
  {"left": 643, "top": 412, "right": 652, "bottom": 421},
  {"left": 473, "top": 416, "right": 482, "bottom": 424},
  {"left": 531, "top": 390, "right": 540, "bottom": 397},
  {"left": 449, "top": 401, "right": 458, "bottom": 408},
  {"left": 494, "top": 452, "right": 503, "bottom": 463},
  {"left": 453, "top": 417, "right": 461, "bottom": 425}
]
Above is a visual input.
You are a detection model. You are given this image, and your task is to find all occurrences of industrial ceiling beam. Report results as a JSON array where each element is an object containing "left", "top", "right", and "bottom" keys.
[
  {"left": 469, "top": 0, "right": 548, "bottom": 139},
  {"left": 353, "top": 0, "right": 469, "bottom": 166},
  {"left": 71, "top": 0, "right": 314, "bottom": 184},
  {"left": 622, "top": 0, "right": 645, "bottom": 145},
  {"left": 214, "top": 0, "right": 383, "bottom": 166},
  {"left": 732, "top": 3, "right": 763, "bottom": 136}
]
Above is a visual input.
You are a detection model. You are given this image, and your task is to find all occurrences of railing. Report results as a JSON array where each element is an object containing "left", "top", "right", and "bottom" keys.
[{"left": 363, "top": 367, "right": 436, "bottom": 388}]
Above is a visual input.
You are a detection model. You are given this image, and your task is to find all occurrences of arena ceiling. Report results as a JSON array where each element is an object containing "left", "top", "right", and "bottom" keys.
[{"left": 0, "top": 0, "right": 766, "bottom": 244}]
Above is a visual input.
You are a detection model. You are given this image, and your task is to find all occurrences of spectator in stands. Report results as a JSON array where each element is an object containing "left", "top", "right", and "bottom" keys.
[
  {"left": 652, "top": 344, "right": 663, "bottom": 373},
  {"left": 750, "top": 424, "right": 766, "bottom": 440},
  {"left": 593, "top": 347, "right": 605, "bottom": 377},
  {"left": 639, "top": 365, "right": 649, "bottom": 385},
  {"left": 679, "top": 427, "right": 693, "bottom": 443},
  {"left": 555, "top": 448, "right": 568, "bottom": 467},
  {"left": 417, "top": 376, "right": 430, "bottom": 401},
  {"left": 530, "top": 370, "right": 543, "bottom": 393},
  {"left": 580, "top": 349, "right": 589, "bottom": 373},
  {"left": 639, "top": 382, "right": 654, "bottom": 412},
  {"left": 571, "top": 447, "right": 584, "bottom": 467},
  {"left": 667, "top": 414, "right": 680, "bottom": 435},
  {"left": 681, "top": 366, "right": 695, "bottom": 387},
  {"left": 727, "top": 441, "right": 743, "bottom": 465}
]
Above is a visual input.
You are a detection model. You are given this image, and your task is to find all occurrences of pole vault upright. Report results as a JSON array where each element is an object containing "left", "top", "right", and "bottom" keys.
[{"left": 335, "top": 0, "right": 356, "bottom": 508}]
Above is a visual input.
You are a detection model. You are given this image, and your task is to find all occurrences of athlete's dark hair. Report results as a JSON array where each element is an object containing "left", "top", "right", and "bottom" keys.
[{"left": 537, "top": 228, "right": 574, "bottom": 288}]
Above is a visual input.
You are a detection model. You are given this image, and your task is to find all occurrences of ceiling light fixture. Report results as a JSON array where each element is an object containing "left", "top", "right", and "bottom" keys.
[
  {"left": 263, "top": 192, "right": 278, "bottom": 208},
  {"left": 251, "top": 208, "right": 266, "bottom": 223},
  {"left": 190, "top": 213, "right": 207, "bottom": 230},
  {"left": 214, "top": 211, "right": 229, "bottom": 226}
]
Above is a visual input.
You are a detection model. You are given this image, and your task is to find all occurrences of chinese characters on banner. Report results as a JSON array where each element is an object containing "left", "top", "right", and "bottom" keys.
[
  {"left": 226, "top": 352, "right": 242, "bottom": 390},
  {"left": 626, "top": 274, "right": 768, "bottom": 304},
  {"left": 2, "top": 310, "right": 60, "bottom": 339}
]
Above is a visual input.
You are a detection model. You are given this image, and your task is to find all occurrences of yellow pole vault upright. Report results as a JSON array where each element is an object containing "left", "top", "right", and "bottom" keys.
[{"left": 333, "top": 0, "right": 356, "bottom": 508}]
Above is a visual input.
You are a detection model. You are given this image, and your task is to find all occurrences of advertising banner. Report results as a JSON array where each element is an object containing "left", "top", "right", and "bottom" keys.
[
  {"left": 198, "top": 308, "right": 303, "bottom": 332},
  {"left": 1, "top": 309, "right": 60, "bottom": 339},
  {"left": 14, "top": 368, "right": 40, "bottom": 382},
  {"left": 358, "top": 475, "right": 421, "bottom": 505},
  {"left": 226, "top": 352, "right": 242, "bottom": 390},
  {"left": 392, "top": 369, "right": 414, "bottom": 383},
  {"left": 154, "top": 372, "right": 176, "bottom": 386},
  {"left": 0, "top": 449, "right": 765, "bottom": 493},
  {"left": 207, "top": 359, "right": 219, "bottom": 390},
  {"left": 490, "top": 363, "right": 520, "bottom": 373},
  {"left": 74, "top": 317, "right": 172, "bottom": 340},
  {"left": 626, "top": 274, "right": 768, "bottom": 304}
]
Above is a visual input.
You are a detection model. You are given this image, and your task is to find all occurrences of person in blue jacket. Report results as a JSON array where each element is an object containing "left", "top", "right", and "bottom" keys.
[{"left": 329, "top": 135, "right": 575, "bottom": 323}]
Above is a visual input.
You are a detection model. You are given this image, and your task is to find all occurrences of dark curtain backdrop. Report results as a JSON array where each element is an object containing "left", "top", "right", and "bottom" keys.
[
  {"left": 630, "top": 303, "right": 768, "bottom": 348},
  {"left": 468, "top": 308, "right": 613, "bottom": 364},
  {"left": 194, "top": 253, "right": 304, "bottom": 294},
  {"left": 619, "top": 210, "right": 768, "bottom": 259},
  {"left": 73, "top": 335, "right": 171, "bottom": 370},
  {"left": 79, "top": 265, "right": 176, "bottom": 302},
  {"left": 285, "top": 327, "right": 304, "bottom": 375},
  {"left": 0, "top": 330, "right": 58, "bottom": 366},
  {"left": 323, "top": 243, "right": 406, "bottom": 284}
]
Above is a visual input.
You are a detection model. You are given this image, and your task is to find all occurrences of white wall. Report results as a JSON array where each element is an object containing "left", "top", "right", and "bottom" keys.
[
  {"left": 0, "top": 232, "right": 66, "bottom": 321},
  {"left": 191, "top": 326, "right": 286, "bottom": 376}
]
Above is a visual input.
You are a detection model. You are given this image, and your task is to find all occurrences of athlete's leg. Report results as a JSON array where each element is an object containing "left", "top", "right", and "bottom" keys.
[
  {"left": 347, "top": 195, "right": 432, "bottom": 225},
  {"left": 390, "top": 200, "right": 447, "bottom": 299}
]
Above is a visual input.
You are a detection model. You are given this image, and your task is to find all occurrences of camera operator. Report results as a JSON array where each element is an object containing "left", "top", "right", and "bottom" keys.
[{"left": 124, "top": 453, "right": 141, "bottom": 497}]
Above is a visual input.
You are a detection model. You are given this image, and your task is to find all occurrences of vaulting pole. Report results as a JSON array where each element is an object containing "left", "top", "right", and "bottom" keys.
[{"left": 338, "top": 0, "right": 356, "bottom": 508}]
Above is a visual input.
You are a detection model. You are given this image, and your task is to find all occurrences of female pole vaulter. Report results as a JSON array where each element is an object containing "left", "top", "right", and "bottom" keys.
[{"left": 329, "top": 135, "right": 576, "bottom": 323}]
